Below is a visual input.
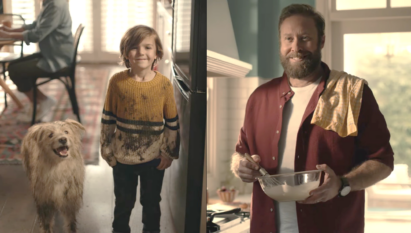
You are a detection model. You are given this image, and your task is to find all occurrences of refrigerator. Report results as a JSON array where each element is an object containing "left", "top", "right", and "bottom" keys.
[{"left": 166, "top": 0, "right": 206, "bottom": 232}]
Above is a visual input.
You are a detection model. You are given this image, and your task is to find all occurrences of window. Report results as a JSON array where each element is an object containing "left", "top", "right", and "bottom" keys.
[
  {"left": 391, "top": 0, "right": 411, "bottom": 8},
  {"left": 69, "top": 0, "right": 93, "bottom": 52},
  {"left": 101, "top": 0, "right": 154, "bottom": 53},
  {"left": 6, "top": 0, "right": 157, "bottom": 62},
  {"left": 336, "top": 0, "right": 411, "bottom": 11},
  {"left": 344, "top": 32, "right": 411, "bottom": 172},
  {"left": 318, "top": 0, "right": 411, "bottom": 231},
  {"left": 10, "top": 0, "right": 37, "bottom": 54},
  {"left": 9, "top": 0, "right": 94, "bottom": 54},
  {"left": 336, "top": 0, "right": 386, "bottom": 10}
]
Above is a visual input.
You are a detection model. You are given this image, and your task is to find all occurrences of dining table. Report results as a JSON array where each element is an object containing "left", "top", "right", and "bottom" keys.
[{"left": 0, "top": 38, "right": 23, "bottom": 109}]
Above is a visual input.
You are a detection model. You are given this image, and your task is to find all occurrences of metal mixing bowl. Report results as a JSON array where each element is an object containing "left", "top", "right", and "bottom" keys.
[{"left": 257, "top": 170, "right": 322, "bottom": 202}]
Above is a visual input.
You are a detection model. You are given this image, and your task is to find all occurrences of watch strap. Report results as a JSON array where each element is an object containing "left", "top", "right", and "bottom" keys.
[{"left": 338, "top": 176, "right": 350, "bottom": 197}]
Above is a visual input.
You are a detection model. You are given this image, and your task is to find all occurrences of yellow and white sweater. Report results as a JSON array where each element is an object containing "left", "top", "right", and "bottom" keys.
[{"left": 100, "top": 70, "right": 180, "bottom": 166}]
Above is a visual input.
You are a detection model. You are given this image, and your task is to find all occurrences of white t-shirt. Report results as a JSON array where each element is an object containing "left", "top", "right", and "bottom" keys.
[{"left": 276, "top": 77, "right": 321, "bottom": 233}]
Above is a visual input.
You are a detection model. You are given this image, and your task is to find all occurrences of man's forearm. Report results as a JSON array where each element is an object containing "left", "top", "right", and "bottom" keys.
[
  {"left": 7, "top": 32, "right": 24, "bottom": 40},
  {"left": 4, "top": 26, "right": 26, "bottom": 33},
  {"left": 344, "top": 160, "right": 392, "bottom": 191}
]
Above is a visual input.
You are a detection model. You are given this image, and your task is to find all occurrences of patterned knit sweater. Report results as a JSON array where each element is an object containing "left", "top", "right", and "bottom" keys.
[{"left": 100, "top": 70, "right": 180, "bottom": 166}]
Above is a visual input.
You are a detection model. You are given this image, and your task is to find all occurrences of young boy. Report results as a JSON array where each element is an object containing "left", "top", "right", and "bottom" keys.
[{"left": 100, "top": 25, "right": 180, "bottom": 233}]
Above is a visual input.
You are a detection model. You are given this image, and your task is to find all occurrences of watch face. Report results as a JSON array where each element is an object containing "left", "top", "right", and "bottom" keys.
[{"left": 340, "top": 186, "right": 351, "bottom": 196}]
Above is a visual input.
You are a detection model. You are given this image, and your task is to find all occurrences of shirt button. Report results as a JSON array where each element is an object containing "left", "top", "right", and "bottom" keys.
[
  {"left": 272, "top": 157, "right": 276, "bottom": 160},
  {"left": 270, "top": 208, "right": 273, "bottom": 212},
  {"left": 279, "top": 105, "right": 282, "bottom": 108},
  {"left": 297, "top": 156, "right": 300, "bottom": 159},
  {"left": 288, "top": 92, "right": 291, "bottom": 94},
  {"left": 282, "top": 92, "right": 285, "bottom": 95},
  {"left": 276, "top": 130, "right": 279, "bottom": 134}
]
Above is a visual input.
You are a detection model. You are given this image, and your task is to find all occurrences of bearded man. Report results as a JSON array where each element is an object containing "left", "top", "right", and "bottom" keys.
[{"left": 230, "top": 4, "right": 394, "bottom": 233}]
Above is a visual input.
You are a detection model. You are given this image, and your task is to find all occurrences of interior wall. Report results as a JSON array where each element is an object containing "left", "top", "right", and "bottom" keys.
[
  {"left": 227, "top": 0, "right": 316, "bottom": 79},
  {"left": 207, "top": 0, "right": 239, "bottom": 59}
]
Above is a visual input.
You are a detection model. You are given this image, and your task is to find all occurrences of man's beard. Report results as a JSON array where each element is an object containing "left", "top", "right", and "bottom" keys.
[{"left": 280, "top": 46, "right": 322, "bottom": 79}]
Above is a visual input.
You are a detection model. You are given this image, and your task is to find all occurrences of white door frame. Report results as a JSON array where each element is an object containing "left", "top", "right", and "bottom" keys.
[
  {"left": 330, "top": 18, "right": 411, "bottom": 71},
  {"left": 316, "top": 0, "right": 411, "bottom": 70}
]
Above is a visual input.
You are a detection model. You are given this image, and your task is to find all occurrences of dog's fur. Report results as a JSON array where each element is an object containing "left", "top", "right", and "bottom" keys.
[{"left": 21, "top": 119, "right": 86, "bottom": 233}]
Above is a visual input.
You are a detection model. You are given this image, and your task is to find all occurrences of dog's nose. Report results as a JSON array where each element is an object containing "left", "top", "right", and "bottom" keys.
[{"left": 59, "top": 137, "right": 67, "bottom": 144}]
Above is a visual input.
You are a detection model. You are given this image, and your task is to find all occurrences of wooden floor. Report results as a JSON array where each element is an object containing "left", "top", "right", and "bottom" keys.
[
  {"left": 0, "top": 160, "right": 176, "bottom": 233},
  {"left": 0, "top": 65, "right": 177, "bottom": 233},
  {"left": 4, "top": 165, "right": 411, "bottom": 233}
]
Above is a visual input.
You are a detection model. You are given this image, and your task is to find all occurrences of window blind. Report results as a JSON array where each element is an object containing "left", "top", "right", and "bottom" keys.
[
  {"left": 175, "top": 0, "right": 191, "bottom": 52},
  {"left": 101, "top": 0, "right": 154, "bottom": 53},
  {"left": 69, "top": 0, "right": 93, "bottom": 52},
  {"left": 11, "top": 0, "right": 36, "bottom": 54}
]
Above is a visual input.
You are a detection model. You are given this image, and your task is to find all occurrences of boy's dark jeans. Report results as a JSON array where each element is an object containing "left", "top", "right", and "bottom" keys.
[{"left": 112, "top": 160, "right": 164, "bottom": 233}]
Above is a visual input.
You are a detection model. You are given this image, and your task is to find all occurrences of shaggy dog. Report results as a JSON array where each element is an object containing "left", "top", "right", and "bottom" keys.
[{"left": 21, "top": 119, "right": 86, "bottom": 233}]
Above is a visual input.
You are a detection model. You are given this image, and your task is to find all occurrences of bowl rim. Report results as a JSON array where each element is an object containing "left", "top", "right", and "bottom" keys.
[{"left": 259, "top": 169, "right": 321, "bottom": 179}]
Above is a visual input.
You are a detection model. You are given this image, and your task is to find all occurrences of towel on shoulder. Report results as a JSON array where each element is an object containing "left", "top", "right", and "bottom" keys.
[{"left": 311, "top": 70, "right": 368, "bottom": 137}]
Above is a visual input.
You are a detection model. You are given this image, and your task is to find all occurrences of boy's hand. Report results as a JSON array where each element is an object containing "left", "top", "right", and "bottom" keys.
[{"left": 157, "top": 155, "right": 173, "bottom": 170}]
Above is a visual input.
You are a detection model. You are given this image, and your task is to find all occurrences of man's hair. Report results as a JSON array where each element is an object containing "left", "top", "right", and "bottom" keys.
[
  {"left": 278, "top": 4, "right": 325, "bottom": 41},
  {"left": 120, "top": 25, "right": 164, "bottom": 68}
]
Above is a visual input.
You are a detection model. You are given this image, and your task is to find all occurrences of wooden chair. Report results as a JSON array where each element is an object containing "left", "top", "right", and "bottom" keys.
[{"left": 31, "top": 24, "right": 85, "bottom": 125}]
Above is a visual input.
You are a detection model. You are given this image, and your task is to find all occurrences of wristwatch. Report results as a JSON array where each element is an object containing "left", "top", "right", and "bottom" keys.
[{"left": 338, "top": 177, "right": 351, "bottom": 197}]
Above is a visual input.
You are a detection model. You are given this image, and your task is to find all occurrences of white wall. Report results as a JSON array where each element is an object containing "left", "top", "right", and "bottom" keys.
[{"left": 207, "top": 76, "right": 261, "bottom": 196}]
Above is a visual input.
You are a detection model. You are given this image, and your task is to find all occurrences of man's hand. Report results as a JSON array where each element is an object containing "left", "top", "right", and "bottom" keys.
[
  {"left": 237, "top": 154, "right": 262, "bottom": 183},
  {"left": 157, "top": 155, "right": 173, "bottom": 170},
  {"left": 298, "top": 164, "right": 342, "bottom": 204}
]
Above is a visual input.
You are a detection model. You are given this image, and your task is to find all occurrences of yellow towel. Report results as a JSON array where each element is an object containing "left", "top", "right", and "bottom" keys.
[{"left": 311, "top": 70, "right": 368, "bottom": 137}]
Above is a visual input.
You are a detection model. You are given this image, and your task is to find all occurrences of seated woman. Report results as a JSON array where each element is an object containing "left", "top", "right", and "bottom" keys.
[{"left": 0, "top": 0, "right": 74, "bottom": 122}]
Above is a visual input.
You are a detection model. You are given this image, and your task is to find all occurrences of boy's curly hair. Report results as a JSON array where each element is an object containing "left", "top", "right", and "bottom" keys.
[{"left": 120, "top": 25, "right": 164, "bottom": 68}]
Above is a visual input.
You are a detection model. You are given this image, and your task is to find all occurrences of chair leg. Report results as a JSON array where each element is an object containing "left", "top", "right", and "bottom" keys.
[
  {"left": 3, "top": 63, "right": 7, "bottom": 108},
  {"left": 67, "top": 76, "right": 81, "bottom": 123},
  {"left": 73, "top": 93, "right": 80, "bottom": 123},
  {"left": 31, "top": 84, "right": 37, "bottom": 125},
  {"left": 70, "top": 87, "right": 81, "bottom": 123}
]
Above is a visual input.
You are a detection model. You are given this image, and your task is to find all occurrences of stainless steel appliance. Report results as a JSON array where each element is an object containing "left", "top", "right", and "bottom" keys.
[
  {"left": 207, "top": 208, "right": 250, "bottom": 233},
  {"left": 167, "top": 0, "right": 206, "bottom": 232}
]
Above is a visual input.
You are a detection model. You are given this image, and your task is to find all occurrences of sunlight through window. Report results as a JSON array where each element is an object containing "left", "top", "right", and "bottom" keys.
[
  {"left": 101, "top": 0, "right": 154, "bottom": 53},
  {"left": 11, "top": 0, "right": 36, "bottom": 54},
  {"left": 336, "top": 0, "right": 386, "bottom": 10},
  {"left": 69, "top": 0, "right": 93, "bottom": 52}
]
